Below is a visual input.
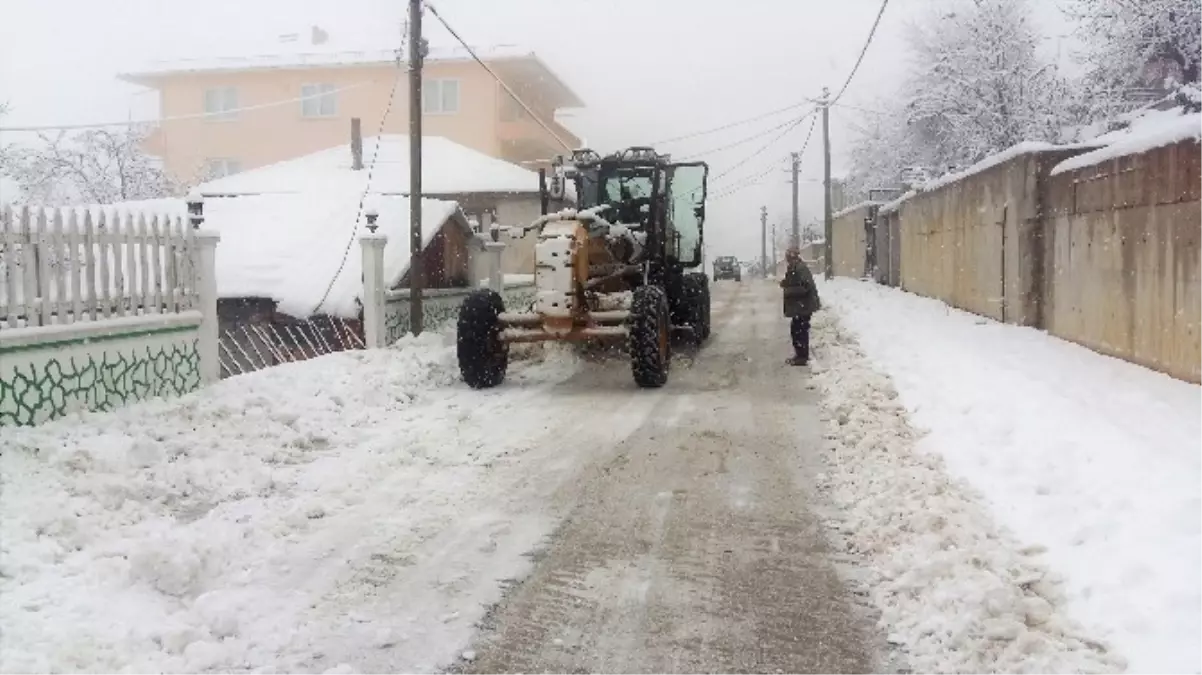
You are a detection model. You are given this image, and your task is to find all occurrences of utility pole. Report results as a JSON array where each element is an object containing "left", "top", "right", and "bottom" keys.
[
  {"left": 790, "top": 152, "right": 800, "bottom": 249},
  {"left": 771, "top": 223, "right": 777, "bottom": 276},
  {"left": 407, "top": 0, "right": 425, "bottom": 334},
  {"left": 821, "top": 86, "right": 833, "bottom": 281},
  {"left": 760, "top": 206, "right": 768, "bottom": 279}
]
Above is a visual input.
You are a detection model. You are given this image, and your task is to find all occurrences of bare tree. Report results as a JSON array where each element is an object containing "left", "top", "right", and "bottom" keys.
[{"left": 4, "top": 125, "right": 178, "bottom": 205}]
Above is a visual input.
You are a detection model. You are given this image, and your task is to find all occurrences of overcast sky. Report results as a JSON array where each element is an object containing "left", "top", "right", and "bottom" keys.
[{"left": 0, "top": 0, "right": 1076, "bottom": 260}]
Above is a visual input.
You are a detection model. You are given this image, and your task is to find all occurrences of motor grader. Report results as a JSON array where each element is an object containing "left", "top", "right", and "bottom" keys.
[{"left": 456, "top": 147, "right": 711, "bottom": 389}]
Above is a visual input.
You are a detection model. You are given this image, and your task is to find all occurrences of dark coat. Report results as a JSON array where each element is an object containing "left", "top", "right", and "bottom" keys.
[{"left": 780, "top": 259, "right": 820, "bottom": 317}]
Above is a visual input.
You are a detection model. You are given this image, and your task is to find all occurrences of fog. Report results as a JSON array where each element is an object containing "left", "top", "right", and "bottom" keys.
[{"left": 0, "top": 0, "right": 1074, "bottom": 260}]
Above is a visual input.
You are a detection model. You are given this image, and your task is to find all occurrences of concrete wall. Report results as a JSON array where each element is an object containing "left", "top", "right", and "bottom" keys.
[
  {"left": 882, "top": 142, "right": 1199, "bottom": 382},
  {"left": 894, "top": 148, "right": 1084, "bottom": 324},
  {"left": 1043, "top": 139, "right": 1201, "bottom": 383},
  {"left": 831, "top": 204, "right": 874, "bottom": 278}
]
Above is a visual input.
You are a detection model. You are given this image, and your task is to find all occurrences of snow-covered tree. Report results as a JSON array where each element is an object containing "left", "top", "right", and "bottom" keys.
[
  {"left": 841, "top": 0, "right": 1073, "bottom": 200},
  {"left": 901, "top": 0, "right": 1069, "bottom": 167},
  {"left": 4, "top": 126, "right": 178, "bottom": 205},
  {"left": 1067, "top": 0, "right": 1201, "bottom": 116},
  {"left": 0, "top": 102, "right": 11, "bottom": 171},
  {"left": 842, "top": 100, "right": 919, "bottom": 199}
]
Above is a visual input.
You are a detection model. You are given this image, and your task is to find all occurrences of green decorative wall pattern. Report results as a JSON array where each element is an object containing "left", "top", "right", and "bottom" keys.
[{"left": 0, "top": 339, "right": 201, "bottom": 426}]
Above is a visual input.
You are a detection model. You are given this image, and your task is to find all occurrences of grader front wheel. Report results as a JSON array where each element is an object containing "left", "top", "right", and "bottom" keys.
[
  {"left": 457, "top": 289, "right": 509, "bottom": 389},
  {"left": 629, "top": 286, "right": 670, "bottom": 388}
]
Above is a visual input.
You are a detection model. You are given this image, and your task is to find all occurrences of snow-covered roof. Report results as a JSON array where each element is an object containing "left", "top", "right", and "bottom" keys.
[
  {"left": 87, "top": 193, "right": 464, "bottom": 319},
  {"left": 198, "top": 135, "right": 543, "bottom": 198},
  {"left": 126, "top": 44, "right": 518, "bottom": 78},
  {"left": 208, "top": 193, "right": 463, "bottom": 318},
  {"left": 1051, "top": 111, "right": 1202, "bottom": 176},
  {"left": 118, "top": 44, "right": 585, "bottom": 108}
]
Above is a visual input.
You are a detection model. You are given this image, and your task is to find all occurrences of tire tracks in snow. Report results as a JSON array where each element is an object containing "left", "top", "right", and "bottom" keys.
[{"left": 453, "top": 281, "right": 886, "bottom": 674}]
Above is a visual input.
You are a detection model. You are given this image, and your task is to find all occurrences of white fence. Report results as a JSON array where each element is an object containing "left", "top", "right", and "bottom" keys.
[
  {"left": 1, "top": 205, "right": 198, "bottom": 328},
  {"left": 1, "top": 202, "right": 220, "bottom": 427}
]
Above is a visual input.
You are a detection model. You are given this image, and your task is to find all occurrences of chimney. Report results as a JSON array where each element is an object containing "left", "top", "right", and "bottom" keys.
[{"left": 351, "top": 117, "right": 363, "bottom": 171}]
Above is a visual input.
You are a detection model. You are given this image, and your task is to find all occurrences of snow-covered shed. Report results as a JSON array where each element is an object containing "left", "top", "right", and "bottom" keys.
[
  {"left": 199, "top": 134, "right": 572, "bottom": 277},
  {"left": 197, "top": 193, "right": 471, "bottom": 321}
]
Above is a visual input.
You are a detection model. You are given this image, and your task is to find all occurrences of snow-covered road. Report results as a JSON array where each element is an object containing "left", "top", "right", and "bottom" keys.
[
  {"left": 456, "top": 281, "right": 884, "bottom": 674},
  {"left": 3, "top": 278, "right": 1194, "bottom": 674}
]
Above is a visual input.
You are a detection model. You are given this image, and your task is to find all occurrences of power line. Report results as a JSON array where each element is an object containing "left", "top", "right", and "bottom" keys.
[
  {"left": 311, "top": 31, "right": 409, "bottom": 315},
  {"left": 710, "top": 113, "right": 818, "bottom": 201},
  {"left": 709, "top": 162, "right": 784, "bottom": 200},
  {"left": 423, "top": 1, "right": 572, "bottom": 152},
  {"left": 710, "top": 108, "right": 815, "bottom": 185},
  {"left": 0, "top": 79, "right": 389, "bottom": 133},
  {"left": 830, "top": 0, "right": 891, "bottom": 106},
  {"left": 675, "top": 113, "right": 808, "bottom": 161},
  {"left": 649, "top": 100, "right": 812, "bottom": 146},
  {"left": 796, "top": 114, "right": 818, "bottom": 162}
]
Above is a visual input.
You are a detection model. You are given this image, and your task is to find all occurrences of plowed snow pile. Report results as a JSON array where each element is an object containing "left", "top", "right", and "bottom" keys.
[
  {"left": 1, "top": 333, "right": 578, "bottom": 673},
  {"left": 808, "top": 309, "right": 1125, "bottom": 674}
]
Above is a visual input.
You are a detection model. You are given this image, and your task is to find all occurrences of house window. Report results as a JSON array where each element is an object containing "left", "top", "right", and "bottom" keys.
[
  {"left": 203, "top": 87, "right": 239, "bottom": 121},
  {"left": 301, "top": 83, "right": 337, "bottom": 117},
  {"left": 423, "top": 79, "right": 460, "bottom": 115},
  {"left": 203, "top": 158, "right": 242, "bottom": 179}
]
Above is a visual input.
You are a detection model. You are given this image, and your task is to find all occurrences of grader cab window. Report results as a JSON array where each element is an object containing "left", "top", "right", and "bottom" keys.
[{"left": 668, "top": 164, "right": 708, "bottom": 266}]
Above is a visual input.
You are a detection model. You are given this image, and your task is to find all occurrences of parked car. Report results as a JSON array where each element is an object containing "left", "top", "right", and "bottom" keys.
[{"left": 713, "top": 256, "right": 741, "bottom": 281}]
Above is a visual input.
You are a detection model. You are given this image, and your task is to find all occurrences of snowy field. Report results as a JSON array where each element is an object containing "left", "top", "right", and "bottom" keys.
[
  {"left": 811, "top": 278, "right": 1200, "bottom": 674},
  {"left": 0, "top": 334, "right": 579, "bottom": 673}
]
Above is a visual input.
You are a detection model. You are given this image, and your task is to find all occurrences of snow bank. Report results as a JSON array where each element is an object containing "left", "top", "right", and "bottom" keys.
[
  {"left": 1051, "top": 112, "right": 1202, "bottom": 176},
  {"left": 0, "top": 334, "right": 580, "bottom": 673},
  {"left": 815, "top": 279, "right": 1200, "bottom": 673},
  {"left": 809, "top": 305, "right": 1124, "bottom": 673}
]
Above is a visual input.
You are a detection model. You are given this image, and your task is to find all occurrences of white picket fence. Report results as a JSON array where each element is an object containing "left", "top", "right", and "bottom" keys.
[{"left": 0, "top": 204, "right": 197, "bottom": 329}]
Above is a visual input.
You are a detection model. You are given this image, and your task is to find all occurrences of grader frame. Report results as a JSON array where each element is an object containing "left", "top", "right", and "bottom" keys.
[{"left": 456, "top": 146, "right": 711, "bottom": 389}]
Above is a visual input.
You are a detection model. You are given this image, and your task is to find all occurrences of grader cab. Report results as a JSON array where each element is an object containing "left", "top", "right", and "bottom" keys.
[{"left": 456, "top": 146, "right": 711, "bottom": 389}]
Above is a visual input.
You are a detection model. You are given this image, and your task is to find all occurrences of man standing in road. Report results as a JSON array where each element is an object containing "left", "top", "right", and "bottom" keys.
[{"left": 779, "top": 247, "right": 820, "bottom": 366}]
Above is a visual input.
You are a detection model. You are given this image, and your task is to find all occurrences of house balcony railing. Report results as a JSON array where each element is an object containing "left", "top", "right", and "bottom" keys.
[{"left": 497, "top": 114, "right": 581, "bottom": 152}]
